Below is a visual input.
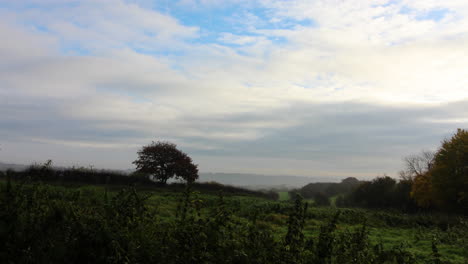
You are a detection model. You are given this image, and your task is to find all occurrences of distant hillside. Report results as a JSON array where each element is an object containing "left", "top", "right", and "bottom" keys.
[
  {"left": 0, "top": 162, "right": 27, "bottom": 171},
  {"left": 295, "top": 177, "right": 363, "bottom": 199},
  {"left": 0, "top": 162, "right": 340, "bottom": 189},
  {"left": 198, "top": 172, "right": 339, "bottom": 189}
]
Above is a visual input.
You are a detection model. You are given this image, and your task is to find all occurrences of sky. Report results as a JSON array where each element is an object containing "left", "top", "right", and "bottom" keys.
[{"left": 1, "top": 0, "right": 468, "bottom": 179}]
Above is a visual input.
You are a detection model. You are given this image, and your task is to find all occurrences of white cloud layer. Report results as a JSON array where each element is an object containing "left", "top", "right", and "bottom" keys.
[{"left": 1, "top": 0, "right": 468, "bottom": 177}]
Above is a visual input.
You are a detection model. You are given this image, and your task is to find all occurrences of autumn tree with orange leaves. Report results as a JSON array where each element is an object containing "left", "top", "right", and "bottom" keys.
[{"left": 410, "top": 129, "right": 468, "bottom": 212}]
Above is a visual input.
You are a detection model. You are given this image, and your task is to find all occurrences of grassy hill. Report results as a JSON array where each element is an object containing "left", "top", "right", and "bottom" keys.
[{"left": 1, "top": 178, "right": 466, "bottom": 263}]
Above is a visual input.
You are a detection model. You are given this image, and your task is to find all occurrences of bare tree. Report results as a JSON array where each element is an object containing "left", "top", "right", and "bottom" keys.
[{"left": 403, "top": 150, "right": 435, "bottom": 178}]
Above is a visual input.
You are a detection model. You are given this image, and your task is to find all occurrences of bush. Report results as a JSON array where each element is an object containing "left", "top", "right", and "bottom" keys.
[{"left": 313, "top": 192, "right": 331, "bottom": 206}]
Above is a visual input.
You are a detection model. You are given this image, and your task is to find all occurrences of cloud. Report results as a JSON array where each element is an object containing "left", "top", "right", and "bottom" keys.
[
  {"left": 218, "top": 32, "right": 266, "bottom": 45},
  {"left": 2, "top": 91, "right": 467, "bottom": 176},
  {"left": 1, "top": 0, "right": 199, "bottom": 53},
  {"left": 1, "top": 0, "right": 468, "bottom": 177}
]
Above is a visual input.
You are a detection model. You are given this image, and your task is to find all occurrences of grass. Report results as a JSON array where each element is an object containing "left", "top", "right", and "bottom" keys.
[
  {"left": 278, "top": 191, "right": 290, "bottom": 201},
  {"left": 2, "top": 180, "right": 467, "bottom": 263},
  {"left": 144, "top": 188, "right": 467, "bottom": 263},
  {"left": 329, "top": 195, "right": 339, "bottom": 206}
]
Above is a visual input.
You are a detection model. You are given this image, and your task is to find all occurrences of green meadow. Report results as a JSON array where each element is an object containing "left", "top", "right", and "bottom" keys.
[{"left": 1, "top": 180, "right": 466, "bottom": 264}]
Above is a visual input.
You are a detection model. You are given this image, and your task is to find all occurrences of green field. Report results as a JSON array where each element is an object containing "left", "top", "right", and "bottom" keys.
[
  {"left": 1, "top": 181, "right": 467, "bottom": 263},
  {"left": 278, "top": 191, "right": 290, "bottom": 201}
]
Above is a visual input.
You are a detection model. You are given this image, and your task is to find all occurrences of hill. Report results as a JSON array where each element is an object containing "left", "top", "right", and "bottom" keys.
[
  {"left": 198, "top": 172, "right": 339, "bottom": 189},
  {"left": 0, "top": 162, "right": 339, "bottom": 189},
  {"left": 0, "top": 162, "right": 27, "bottom": 171}
]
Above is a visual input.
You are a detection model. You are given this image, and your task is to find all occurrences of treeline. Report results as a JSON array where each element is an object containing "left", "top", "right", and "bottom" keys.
[
  {"left": 0, "top": 162, "right": 278, "bottom": 200},
  {"left": 0, "top": 161, "right": 152, "bottom": 185},
  {"left": 291, "top": 129, "right": 467, "bottom": 214},
  {"left": 409, "top": 129, "right": 468, "bottom": 213},
  {"left": 293, "top": 176, "right": 419, "bottom": 212},
  {"left": 339, "top": 129, "right": 467, "bottom": 214},
  {"left": 0, "top": 180, "right": 449, "bottom": 264},
  {"left": 291, "top": 177, "right": 362, "bottom": 206},
  {"left": 335, "top": 176, "right": 416, "bottom": 211}
]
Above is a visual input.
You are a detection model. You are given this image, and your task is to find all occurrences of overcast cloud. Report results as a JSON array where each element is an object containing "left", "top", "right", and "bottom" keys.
[{"left": 1, "top": 0, "right": 467, "bottom": 179}]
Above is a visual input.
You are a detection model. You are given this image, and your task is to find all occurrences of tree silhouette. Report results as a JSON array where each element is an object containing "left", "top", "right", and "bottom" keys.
[{"left": 133, "top": 141, "right": 198, "bottom": 184}]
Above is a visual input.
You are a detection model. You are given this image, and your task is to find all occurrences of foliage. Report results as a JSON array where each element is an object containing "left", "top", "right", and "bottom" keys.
[
  {"left": 331, "top": 130, "right": 467, "bottom": 215},
  {"left": 294, "top": 177, "right": 361, "bottom": 200},
  {"left": 430, "top": 129, "right": 468, "bottom": 212},
  {"left": 1, "top": 179, "right": 466, "bottom": 263},
  {"left": 1, "top": 169, "right": 278, "bottom": 202},
  {"left": 411, "top": 172, "right": 434, "bottom": 208},
  {"left": 24, "top": 159, "right": 54, "bottom": 181},
  {"left": 393, "top": 176, "right": 418, "bottom": 212},
  {"left": 407, "top": 129, "right": 468, "bottom": 213},
  {"left": 333, "top": 129, "right": 467, "bottom": 214},
  {"left": 344, "top": 176, "right": 397, "bottom": 208},
  {"left": 283, "top": 195, "right": 308, "bottom": 263},
  {"left": 133, "top": 141, "right": 199, "bottom": 184},
  {"left": 338, "top": 176, "right": 419, "bottom": 212},
  {"left": 1, "top": 163, "right": 154, "bottom": 186},
  {"left": 313, "top": 192, "right": 331, "bottom": 206}
]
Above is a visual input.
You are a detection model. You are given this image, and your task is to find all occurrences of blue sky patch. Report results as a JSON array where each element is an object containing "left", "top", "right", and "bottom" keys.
[
  {"left": 417, "top": 8, "right": 450, "bottom": 22},
  {"left": 155, "top": 2, "right": 315, "bottom": 46}
]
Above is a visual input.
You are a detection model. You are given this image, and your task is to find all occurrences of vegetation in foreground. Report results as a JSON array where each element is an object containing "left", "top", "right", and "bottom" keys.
[{"left": 1, "top": 178, "right": 467, "bottom": 264}]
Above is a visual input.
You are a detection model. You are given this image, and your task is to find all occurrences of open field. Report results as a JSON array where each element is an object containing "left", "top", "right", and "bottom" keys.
[
  {"left": 1, "top": 180, "right": 467, "bottom": 263},
  {"left": 278, "top": 191, "right": 290, "bottom": 201}
]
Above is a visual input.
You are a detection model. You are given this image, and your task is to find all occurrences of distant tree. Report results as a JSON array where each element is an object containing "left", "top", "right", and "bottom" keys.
[
  {"left": 430, "top": 129, "right": 468, "bottom": 211},
  {"left": 330, "top": 177, "right": 361, "bottom": 194},
  {"left": 409, "top": 129, "right": 468, "bottom": 212},
  {"left": 394, "top": 176, "right": 418, "bottom": 212},
  {"left": 403, "top": 150, "right": 435, "bottom": 178},
  {"left": 133, "top": 141, "right": 199, "bottom": 184},
  {"left": 25, "top": 159, "right": 54, "bottom": 181},
  {"left": 298, "top": 177, "right": 362, "bottom": 200},
  {"left": 402, "top": 151, "right": 435, "bottom": 209},
  {"left": 349, "top": 176, "right": 396, "bottom": 208},
  {"left": 298, "top": 182, "right": 333, "bottom": 199},
  {"left": 340, "top": 177, "right": 360, "bottom": 186},
  {"left": 335, "top": 195, "right": 347, "bottom": 207},
  {"left": 411, "top": 172, "right": 433, "bottom": 208},
  {"left": 313, "top": 192, "right": 330, "bottom": 206}
]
